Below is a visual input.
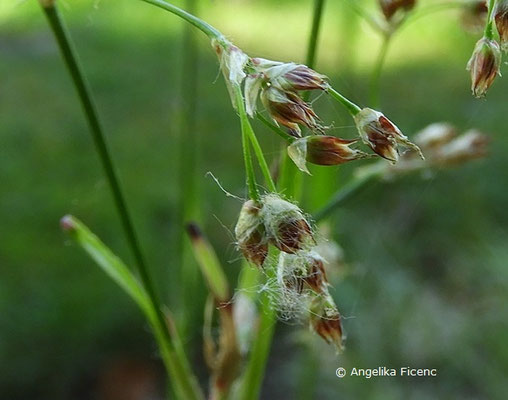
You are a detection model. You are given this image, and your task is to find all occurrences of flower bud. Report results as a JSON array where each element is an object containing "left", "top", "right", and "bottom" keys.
[
  {"left": 414, "top": 123, "right": 457, "bottom": 150},
  {"left": 434, "top": 129, "right": 489, "bottom": 165},
  {"left": 235, "top": 200, "right": 268, "bottom": 268},
  {"left": 495, "top": 1, "right": 508, "bottom": 50},
  {"left": 354, "top": 108, "right": 423, "bottom": 163},
  {"left": 277, "top": 251, "right": 328, "bottom": 294},
  {"left": 261, "top": 87, "right": 323, "bottom": 137},
  {"left": 467, "top": 37, "right": 502, "bottom": 98},
  {"left": 287, "top": 136, "right": 373, "bottom": 174},
  {"left": 379, "top": 0, "right": 416, "bottom": 21},
  {"left": 260, "top": 194, "right": 314, "bottom": 254},
  {"left": 309, "top": 294, "right": 344, "bottom": 351}
]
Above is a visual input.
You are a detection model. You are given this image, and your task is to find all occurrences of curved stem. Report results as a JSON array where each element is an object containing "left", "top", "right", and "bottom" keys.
[
  {"left": 140, "top": 0, "right": 223, "bottom": 40},
  {"left": 39, "top": 3, "right": 203, "bottom": 399},
  {"left": 177, "top": 0, "right": 201, "bottom": 339},
  {"left": 235, "top": 85, "right": 260, "bottom": 201},
  {"left": 235, "top": 87, "right": 277, "bottom": 194},
  {"left": 256, "top": 113, "right": 295, "bottom": 143},
  {"left": 306, "top": 0, "right": 326, "bottom": 68},
  {"left": 484, "top": 0, "right": 497, "bottom": 39},
  {"left": 343, "top": 0, "right": 384, "bottom": 33},
  {"left": 369, "top": 35, "right": 391, "bottom": 108},
  {"left": 327, "top": 87, "right": 362, "bottom": 116}
]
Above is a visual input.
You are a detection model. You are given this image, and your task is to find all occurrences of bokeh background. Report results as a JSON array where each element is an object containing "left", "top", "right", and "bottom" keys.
[{"left": 1, "top": 0, "right": 507, "bottom": 399}]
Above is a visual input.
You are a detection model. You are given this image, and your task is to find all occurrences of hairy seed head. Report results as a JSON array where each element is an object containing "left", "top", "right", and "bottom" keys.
[
  {"left": 310, "top": 294, "right": 344, "bottom": 351},
  {"left": 235, "top": 200, "right": 268, "bottom": 268},
  {"left": 278, "top": 251, "right": 329, "bottom": 294},
  {"left": 260, "top": 194, "right": 314, "bottom": 254}
]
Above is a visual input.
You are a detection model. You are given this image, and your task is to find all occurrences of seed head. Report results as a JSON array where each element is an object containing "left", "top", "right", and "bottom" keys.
[
  {"left": 414, "top": 123, "right": 457, "bottom": 150},
  {"left": 467, "top": 37, "right": 502, "bottom": 98},
  {"left": 495, "top": 1, "right": 508, "bottom": 51},
  {"left": 354, "top": 108, "right": 423, "bottom": 163},
  {"left": 235, "top": 200, "right": 268, "bottom": 268},
  {"left": 278, "top": 251, "right": 329, "bottom": 294},
  {"left": 287, "top": 136, "right": 374, "bottom": 174},
  {"left": 260, "top": 194, "right": 314, "bottom": 254},
  {"left": 434, "top": 129, "right": 489, "bottom": 165},
  {"left": 310, "top": 295, "right": 344, "bottom": 351},
  {"left": 379, "top": 0, "right": 416, "bottom": 21},
  {"left": 261, "top": 87, "right": 323, "bottom": 137}
]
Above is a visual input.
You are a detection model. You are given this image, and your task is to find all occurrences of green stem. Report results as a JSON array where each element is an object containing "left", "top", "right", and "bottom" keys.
[
  {"left": 343, "top": 0, "right": 385, "bottom": 33},
  {"left": 177, "top": 0, "right": 201, "bottom": 339},
  {"left": 306, "top": 0, "right": 326, "bottom": 68},
  {"left": 239, "top": 2, "right": 328, "bottom": 398},
  {"left": 237, "top": 271, "right": 277, "bottom": 400},
  {"left": 327, "top": 87, "right": 362, "bottom": 116},
  {"left": 40, "top": 4, "right": 203, "bottom": 399},
  {"left": 484, "top": 0, "right": 497, "bottom": 39},
  {"left": 140, "top": 0, "right": 223, "bottom": 40},
  {"left": 256, "top": 113, "right": 295, "bottom": 143},
  {"left": 235, "top": 86, "right": 277, "bottom": 194},
  {"left": 235, "top": 85, "right": 260, "bottom": 201},
  {"left": 369, "top": 35, "right": 392, "bottom": 108},
  {"left": 313, "top": 168, "right": 382, "bottom": 221}
]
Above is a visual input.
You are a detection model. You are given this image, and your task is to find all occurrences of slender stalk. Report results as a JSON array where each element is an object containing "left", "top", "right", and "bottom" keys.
[
  {"left": 484, "top": 0, "right": 497, "bottom": 39},
  {"left": 39, "top": 3, "right": 203, "bottom": 398},
  {"left": 306, "top": 0, "right": 326, "bottom": 68},
  {"left": 343, "top": 0, "right": 385, "bottom": 33},
  {"left": 235, "top": 85, "right": 260, "bottom": 201},
  {"left": 237, "top": 273, "right": 277, "bottom": 400},
  {"left": 177, "top": 0, "right": 201, "bottom": 338},
  {"left": 369, "top": 35, "right": 392, "bottom": 108},
  {"left": 235, "top": 86, "right": 277, "bottom": 194},
  {"left": 140, "top": 0, "right": 223, "bottom": 40},
  {"left": 327, "top": 87, "right": 362, "bottom": 116},
  {"left": 256, "top": 113, "right": 295, "bottom": 143}
]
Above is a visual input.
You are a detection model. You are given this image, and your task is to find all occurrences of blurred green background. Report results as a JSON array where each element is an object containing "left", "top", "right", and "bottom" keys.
[{"left": 1, "top": 0, "right": 507, "bottom": 399}]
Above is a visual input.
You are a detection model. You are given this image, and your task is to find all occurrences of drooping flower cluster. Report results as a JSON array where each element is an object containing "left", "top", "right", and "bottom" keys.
[
  {"left": 234, "top": 195, "right": 345, "bottom": 351},
  {"left": 245, "top": 58, "right": 328, "bottom": 136},
  {"left": 213, "top": 39, "right": 423, "bottom": 173},
  {"left": 358, "top": 122, "right": 489, "bottom": 179}
]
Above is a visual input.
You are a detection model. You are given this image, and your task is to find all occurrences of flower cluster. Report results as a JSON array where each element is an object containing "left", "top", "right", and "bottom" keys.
[
  {"left": 213, "top": 40, "right": 423, "bottom": 173},
  {"left": 359, "top": 122, "right": 489, "bottom": 179},
  {"left": 245, "top": 58, "right": 328, "bottom": 137},
  {"left": 235, "top": 195, "right": 345, "bottom": 350}
]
